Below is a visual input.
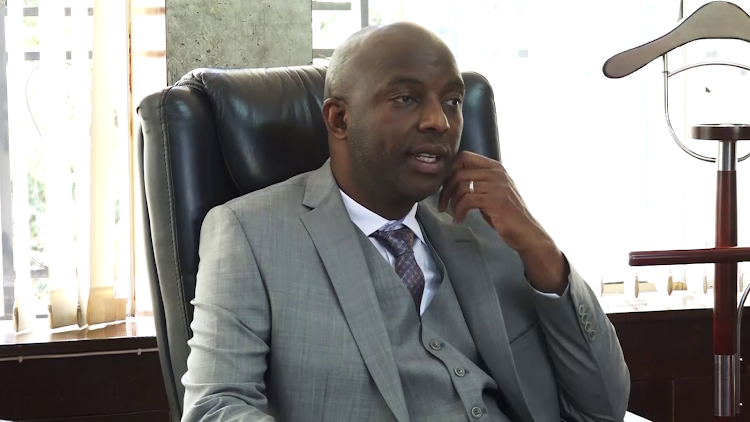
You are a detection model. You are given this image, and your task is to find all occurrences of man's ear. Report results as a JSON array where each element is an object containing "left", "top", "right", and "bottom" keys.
[{"left": 322, "top": 97, "right": 348, "bottom": 140}]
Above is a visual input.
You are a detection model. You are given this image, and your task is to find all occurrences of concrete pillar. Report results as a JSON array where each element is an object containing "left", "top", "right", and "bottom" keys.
[{"left": 166, "top": 0, "right": 312, "bottom": 85}]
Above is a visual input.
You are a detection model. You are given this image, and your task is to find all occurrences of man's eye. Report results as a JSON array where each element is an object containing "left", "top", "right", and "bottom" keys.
[
  {"left": 394, "top": 95, "right": 416, "bottom": 104},
  {"left": 445, "top": 98, "right": 462, "bottom": 107}
]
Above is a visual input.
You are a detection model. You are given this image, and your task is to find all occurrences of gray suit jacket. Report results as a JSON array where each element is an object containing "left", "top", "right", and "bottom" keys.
[{"left": 182, "top": 161, "right": 630, "bottom": 422}]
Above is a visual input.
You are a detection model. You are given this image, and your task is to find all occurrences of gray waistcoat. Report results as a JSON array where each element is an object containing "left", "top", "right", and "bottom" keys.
[{"left": 357, "top": 230, "right": 513, "bottom": 422}]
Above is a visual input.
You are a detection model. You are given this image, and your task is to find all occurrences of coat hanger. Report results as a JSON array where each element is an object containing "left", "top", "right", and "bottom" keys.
[{"left": 603, "top": 1, "right": 750, "bottom": 78}]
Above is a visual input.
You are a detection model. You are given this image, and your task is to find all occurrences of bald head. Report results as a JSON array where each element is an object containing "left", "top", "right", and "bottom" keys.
[
  {"left": 323, "top": 22, "right": 457, "bottom": 101},
  {"left": 321, "top": 22, "right": 464, "bottom": 219}
]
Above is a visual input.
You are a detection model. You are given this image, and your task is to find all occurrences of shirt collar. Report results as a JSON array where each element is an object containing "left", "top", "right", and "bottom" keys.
[{"left": 339, "top": 189, "right": 425, "bottom": 244}]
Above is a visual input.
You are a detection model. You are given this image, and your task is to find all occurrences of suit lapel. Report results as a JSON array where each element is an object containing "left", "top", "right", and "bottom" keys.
[
  {"left": 417, "top": 202, "right": 534, "bottom": 422},
  {"left": 300, "top": 162, "right": 411, "bottom": 422}
]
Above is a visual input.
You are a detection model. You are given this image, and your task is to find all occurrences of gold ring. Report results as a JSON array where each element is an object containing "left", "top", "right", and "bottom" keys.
[{"left": 469, "top": 180, "right": 475, "bottom": 194}]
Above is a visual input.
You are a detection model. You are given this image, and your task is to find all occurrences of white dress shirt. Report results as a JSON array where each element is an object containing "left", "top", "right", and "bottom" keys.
[
  {"left": 340, "top": 190, "right": 439, "bottom": 316},
  {"left": 339, "top": 190, "right": 562, "bottom": 316}
]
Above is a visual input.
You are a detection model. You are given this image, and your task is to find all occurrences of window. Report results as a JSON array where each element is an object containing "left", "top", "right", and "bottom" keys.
[
  {"left": 312, "top": 0, "right": 367, "bottom": 64},
  {"left": 311, "top": 0, "right": 750, "bottom": 310},
  {"left": 1, "top": 0, "right": 165, "bottom": 332}
]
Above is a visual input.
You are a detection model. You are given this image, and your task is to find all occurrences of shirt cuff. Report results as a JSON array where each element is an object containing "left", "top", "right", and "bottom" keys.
[
  {"left": 533, "top": 283, "right": 569, "bottom": 299},
  {"left": 528, "top": 253, "right": 572, "bottom": 299}
]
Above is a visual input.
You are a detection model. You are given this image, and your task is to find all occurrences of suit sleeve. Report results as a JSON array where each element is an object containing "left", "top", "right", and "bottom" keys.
[
  {"left": 532, "top": 261, "right": 630, "bottom": 422},
  {"left": 181, "top": 205, "right": 275, "bottom": 422}
]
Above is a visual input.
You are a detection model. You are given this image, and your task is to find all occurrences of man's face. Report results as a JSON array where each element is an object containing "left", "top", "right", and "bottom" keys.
[{"left": 346, "top": 41, "right": 465, "bottom": 203}]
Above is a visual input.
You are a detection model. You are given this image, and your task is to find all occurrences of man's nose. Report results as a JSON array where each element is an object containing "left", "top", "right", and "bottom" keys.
[{"left": 418, "top": 99, "right": 450, "bottom": 134}]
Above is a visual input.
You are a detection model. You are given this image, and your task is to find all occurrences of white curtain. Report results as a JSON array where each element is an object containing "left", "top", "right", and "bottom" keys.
[
  {"left": 8, "top": 0, "right": 131, "bottom": 331},
  {"left": 325, "top": 0, "right": 750, "bottom": 302},
  {"left": 129, "top": 0, "right": 168, "bottom": 318}
]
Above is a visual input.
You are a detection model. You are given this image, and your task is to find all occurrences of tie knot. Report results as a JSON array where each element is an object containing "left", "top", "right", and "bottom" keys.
[{"left": 371, "top": 227, "right": 415, "bottom": 257}]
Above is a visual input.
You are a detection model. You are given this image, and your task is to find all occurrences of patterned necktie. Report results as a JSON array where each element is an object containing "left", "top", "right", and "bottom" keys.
[{"left": 370, "top": 227, "right": 426, "bottom": 310}]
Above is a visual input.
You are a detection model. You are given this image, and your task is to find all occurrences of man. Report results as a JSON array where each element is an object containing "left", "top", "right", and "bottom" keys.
[{"left": 182, "top": 22, "right": 629, "bottom": 422}]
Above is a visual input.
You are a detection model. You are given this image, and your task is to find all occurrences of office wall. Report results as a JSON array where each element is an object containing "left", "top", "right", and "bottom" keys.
[{"left": 166, "top": 0, "right": 312, "bottom": 85}]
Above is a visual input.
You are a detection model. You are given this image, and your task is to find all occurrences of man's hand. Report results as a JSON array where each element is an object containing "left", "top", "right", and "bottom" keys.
[{"left": 438, "top": 151, "right": 568, "bottom": 294}]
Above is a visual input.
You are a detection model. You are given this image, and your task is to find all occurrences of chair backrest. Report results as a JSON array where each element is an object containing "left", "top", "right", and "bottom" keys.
[{"left": 137, "top": 65, "right": 501, "bottom": 421}]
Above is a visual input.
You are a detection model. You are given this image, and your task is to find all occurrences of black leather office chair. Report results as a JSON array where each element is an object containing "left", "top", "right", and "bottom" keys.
[{"left": 137, "top": 65, "right": 500, "bottom": 421}]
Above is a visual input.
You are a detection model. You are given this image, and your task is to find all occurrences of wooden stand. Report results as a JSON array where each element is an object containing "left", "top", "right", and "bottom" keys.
[{"left": 629, "top": 124, "right": 750, "bottom": 420}]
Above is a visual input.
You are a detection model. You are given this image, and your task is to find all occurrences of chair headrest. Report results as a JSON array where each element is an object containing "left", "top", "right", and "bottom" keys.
[{"left": 177, "top": 66, "right": 500, "bottom": 195}]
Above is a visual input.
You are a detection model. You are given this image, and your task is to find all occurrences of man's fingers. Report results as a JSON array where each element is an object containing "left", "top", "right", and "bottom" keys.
[
  {"left": 453, "top": 150, "right": 504, "bottom": 170},
  {"left": 450, "top": 178, "right": 490, "bottom": 215},
  {"left": 439, "top": 169, "right": 468, "bottom": 211},
  {"left": 453, "top": 191, "right": 485, "bottom": 223},
  {"left": 439, "top": 169, "right": 488, "bottom": 212},
  {"left": 439, "top": 151, "right": 502, "bottom": 212},
  {"left": 438, "top": 183, "right": 451, "bottom": 212},
  {"left": 453, "top": 151, "right": 485, "bottom": 170}
]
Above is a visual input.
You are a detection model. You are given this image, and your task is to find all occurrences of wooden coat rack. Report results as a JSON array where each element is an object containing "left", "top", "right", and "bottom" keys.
[{"left": 603, "top": 2, "right": 750, "bottom": 420}]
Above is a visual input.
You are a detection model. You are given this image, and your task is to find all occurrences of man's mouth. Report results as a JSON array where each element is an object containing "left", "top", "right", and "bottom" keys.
[
  {"left": 413, "top": 153, "right": 439, "bottom": 163},
  {"left": 407, "top": 149, "right": 448, "bottom": 175}
]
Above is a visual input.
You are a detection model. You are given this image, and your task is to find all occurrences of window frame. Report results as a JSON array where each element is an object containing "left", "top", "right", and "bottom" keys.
[{"left": 0, "top": 2, "right": 15, "bottom": 321}]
